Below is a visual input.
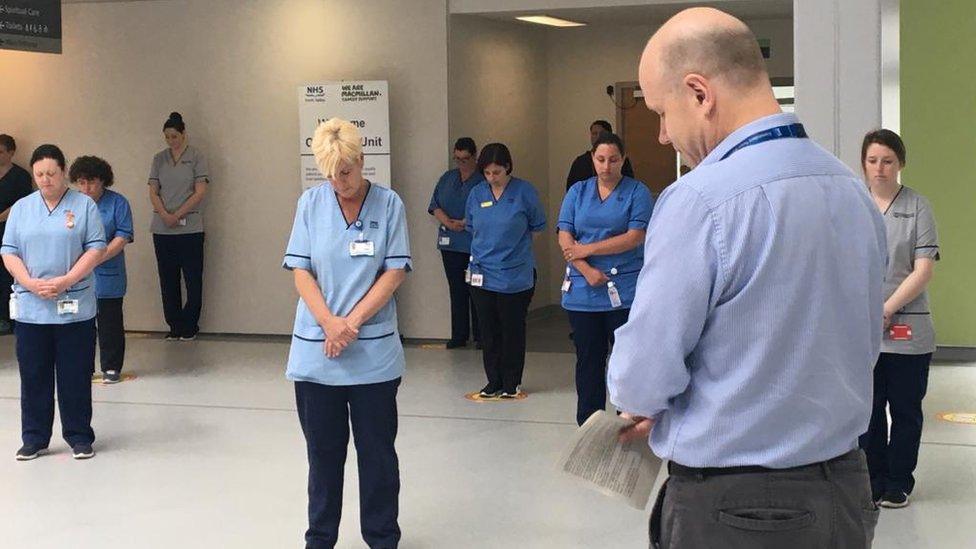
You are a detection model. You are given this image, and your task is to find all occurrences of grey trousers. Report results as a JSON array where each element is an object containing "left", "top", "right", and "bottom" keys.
[{"left": 650, "top": 449, "right": 879, "bottom": 549}]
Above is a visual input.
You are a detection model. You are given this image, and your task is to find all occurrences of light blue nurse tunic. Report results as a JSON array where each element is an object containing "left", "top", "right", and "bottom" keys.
[
  {"left": 464, "top": 177, "right": 546, "bottom": 294},
  {"left": 282, "top": 182, "right": 412, "bottom": 386},
  {"left": 557, "top": 176, "right": 654, "bottom": 311},
  {"left": 1, "top": 189, "right": 107, "bottom": 324}
]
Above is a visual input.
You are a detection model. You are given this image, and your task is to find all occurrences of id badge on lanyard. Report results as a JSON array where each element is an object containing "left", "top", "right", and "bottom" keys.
[
  {"left": 561, "top": 267, "right": 571, "bottom": 293},
  {"left": 8, "top": 293, "right": 18, "bottom": 320},
  {"left": 607, "top": 281, "right": 622, "bottom": 308},
  {"left": 349, "top": 228, "right": 375, "bottom": 257},
  {"left": 57, "top": 299, "right": 80, "bottom": 316},
  {"left": 465, "top": 256, "right": 472, "bottom": 283},
  {"left": 889, "top": 324, "right": 912, "bottom": 341}
]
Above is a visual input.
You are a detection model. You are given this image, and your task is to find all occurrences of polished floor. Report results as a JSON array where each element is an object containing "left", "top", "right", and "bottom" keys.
[{"left": 0, "top": 320, "right": 974, "bottom": 548}]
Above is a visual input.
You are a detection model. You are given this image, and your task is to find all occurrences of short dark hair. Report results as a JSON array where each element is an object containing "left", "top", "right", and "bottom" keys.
[
  {"left": 591, "top": 132, "right": 626, "bottom": 156},
  {"left": 30, "top": 144, "right": 66, "bottom": 170},
  {"left": 69, "top": 155, "right": 115, "bottom": 187},
  {"left": 454, "top": 137, "right": 477, "bottom": 156},
  {"left": 861, "top": 129, "right": 906, "bottom": 167},
  {"left": 0, "top": 134, "right": 15, "bottom": 152},
  {"left": 591, "top": 120, "right": 613, "bottom": 133},
  {"left": 477, "top": 142, "right": 513, "bottom": 175},
  {"left": 164, "top": 111, "right": 186, "bottom": 133}
]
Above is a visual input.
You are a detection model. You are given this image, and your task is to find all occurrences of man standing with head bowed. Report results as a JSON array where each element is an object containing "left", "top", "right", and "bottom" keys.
[{"left": 609, "top": 8, "right": 886, "bottom": 548}]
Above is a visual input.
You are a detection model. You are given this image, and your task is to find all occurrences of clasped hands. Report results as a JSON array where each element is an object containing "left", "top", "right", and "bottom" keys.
[
  {"left": 561, "top": 241, "right": 608, "bottom": 287},
  {"left": 25, "top": 276, "right": 72, "bottom": 300},
  {"left": 321, "top": 314, "right": 362, "bottom": 359}
]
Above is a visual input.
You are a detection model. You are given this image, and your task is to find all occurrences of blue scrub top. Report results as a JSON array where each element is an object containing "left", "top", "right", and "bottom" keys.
[
  {"left": 93, "top": 189, "right": 134, "bottom": 299},
  {"left": 428, "top": 168, "right": 483, "bottom": 253},
  {"left": 465, "top": 177, "right": 547, "bottom": 294},
  {"left": 558, "top": 176, "right": 654, "bottom": 311},
  {"left": 283, "top": 181, "right": 412, "bottom": 386},
  {"left": 1, "top": 189, "right": 107, "bottom": 324}
]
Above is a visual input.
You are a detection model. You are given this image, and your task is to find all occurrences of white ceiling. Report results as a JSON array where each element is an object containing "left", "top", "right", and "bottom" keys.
[{"left": 467, "top": 1, "right": 792, "bottom": 26}]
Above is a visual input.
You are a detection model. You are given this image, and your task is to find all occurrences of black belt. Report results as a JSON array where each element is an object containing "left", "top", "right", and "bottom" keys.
[{"left": 668, "top": 449, "right": 858, "bottom": 478}]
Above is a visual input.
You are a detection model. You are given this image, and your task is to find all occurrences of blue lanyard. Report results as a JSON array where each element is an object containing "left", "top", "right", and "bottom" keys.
[{"left": 720, "top": 123, "right": 807, "bottom": 161}]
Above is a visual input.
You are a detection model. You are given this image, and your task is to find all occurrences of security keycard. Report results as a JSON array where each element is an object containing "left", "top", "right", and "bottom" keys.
[
  {"left": 57, "top": 299, "right": 80, "bottom": 315},
  {"left": 439, "top": 236, "right": 451, "bottom": 246},
  {"left": 349, "top": 240, "right": 375, "bottom": 257},
  {"left": 8, "top": 294, "right": 18, "bottom": 320},
  {"left": 470, "top": 273, "right": 484, "bottom": 287}
]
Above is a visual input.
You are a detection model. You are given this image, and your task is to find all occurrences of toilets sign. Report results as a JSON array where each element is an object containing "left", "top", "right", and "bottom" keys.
[
  {"left": 0, "top": 1, "right": 61, "bottom": 54},
  {"left": 298, "top": 81, "right": 391, "bottom": 189}
]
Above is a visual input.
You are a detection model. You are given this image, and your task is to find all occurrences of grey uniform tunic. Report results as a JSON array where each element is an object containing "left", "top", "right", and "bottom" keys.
[
  {"left": 881, "top": 185, "right": 940, "bottom": 354},
  {"left": 148, "top": 145, "right": 209, "bottom": 235}
]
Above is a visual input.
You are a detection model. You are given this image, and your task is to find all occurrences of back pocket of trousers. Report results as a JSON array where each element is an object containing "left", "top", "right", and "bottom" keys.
[{"left": 718, "top": 507, "right": 815, "bottom": 532}]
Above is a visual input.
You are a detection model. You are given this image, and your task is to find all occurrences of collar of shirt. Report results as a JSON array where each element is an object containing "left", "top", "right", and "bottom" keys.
[{"left": 700, "top": 112, "right": 801, "bottom": 167}]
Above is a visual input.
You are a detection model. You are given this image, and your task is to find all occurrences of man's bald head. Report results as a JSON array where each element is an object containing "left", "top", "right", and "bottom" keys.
[{"left": 643, "top": 8, "right": 768, "bottom": 93}]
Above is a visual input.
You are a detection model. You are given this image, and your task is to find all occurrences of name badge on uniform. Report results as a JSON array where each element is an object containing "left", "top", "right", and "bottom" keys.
[
  {"left": 8, "top": 294, "right": 18, "bottom": 320},
  {"left": 65, "top": 210, "right": 76, "bottom": 229},
  {"left": 470, "top": 273, "right": 484, "bottom": 287},
  {"left": 480, "top": 201, "right": 493, "bottom": 208},
  {"left": 349, "top": 240, "right": 375, "bottom": 257},
  {"left": 607, "top": 282, "right": 622, "bottom": 308},
  {"left": 57, "top": 299, "right": 80, "bottom": 316},
  {"left": 889, "top": 324, "right": 912, "bottom": 341},
  {"left": 561, "top": 267, "right": 571, "bottom": 293}
]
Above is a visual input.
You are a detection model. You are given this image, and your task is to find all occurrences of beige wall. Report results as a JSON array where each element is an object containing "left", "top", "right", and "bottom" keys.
[
  {"left": 541, "top": 19, "right": 793, "bottom": 305},
  {"left": 0, "top": 0, "right": 451, "bottom": 337},
  {"left": 447, "top": 15, "right": 555, "bottom": 309}
]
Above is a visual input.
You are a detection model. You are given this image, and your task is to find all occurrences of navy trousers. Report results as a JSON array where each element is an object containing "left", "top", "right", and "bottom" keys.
[
  {"left": 296, "top": 378, "right": 401, "bottom": 549},
  {"left": 567, "top": 309, "right": 629, "bottom": 426},
  {"left": 16, "top": 319, "right": 97, "bottom": 447},
  {"left": 859, "top": 352, "right": 931, "bottom": 495},
  {"left": 440, "top": 250, "right": 480, "bottom": 344},
  {"left": 152, "top": 232, "right": 204, "bottom": 337}
]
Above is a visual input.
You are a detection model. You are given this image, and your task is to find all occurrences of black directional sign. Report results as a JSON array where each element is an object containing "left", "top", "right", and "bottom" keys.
[{"left": 0, "top": 1, "right": 62, "bottom": 54}]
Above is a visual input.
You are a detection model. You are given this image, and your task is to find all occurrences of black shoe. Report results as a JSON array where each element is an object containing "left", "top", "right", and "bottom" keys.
[
  {"left": 499, "top": 388, "right": 519, "bottom": 399},
  {"left": 479, "top": 384, "right": 501, "bottom": 398},
  {"left": 15, "top": 444, "right": 47, "bottom": 461},
  {"left": 445, "top": 340, "right": 467, "bottom": 349},
  {"left": 72, "top": 444, "right": 95, "bottom": 460},
  {"left": 164, "top": 332, "right": 180, "bottom": 341},
  {"left": 880, "top": 491, "right": 909, "bottom": 508},
  {"left": 180, "top": 331, "right": 198, "bottom": 341},
  {"left": 102, "top": 370, "right": 121, "bottom": 384}
]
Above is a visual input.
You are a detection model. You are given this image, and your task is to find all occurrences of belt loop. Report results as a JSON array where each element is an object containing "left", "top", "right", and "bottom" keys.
[{"left": 820, "top": 460, "right": 832, "bottom": 481}]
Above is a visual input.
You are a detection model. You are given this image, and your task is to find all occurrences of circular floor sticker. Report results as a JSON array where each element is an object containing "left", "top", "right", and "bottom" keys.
[
  {"left": 464, "top": 391, "right": 528, "bottom": 402},
  {"left": 91, "top": 372, "right": 138, "bottom": 384},
  {"left": 937, "top": 412, "right": 976, "bottom": 425}
]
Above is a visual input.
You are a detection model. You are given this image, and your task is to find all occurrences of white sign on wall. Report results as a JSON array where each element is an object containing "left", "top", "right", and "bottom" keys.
[{"left": 298, "top": 80, "right": 391, "bottom": 189}]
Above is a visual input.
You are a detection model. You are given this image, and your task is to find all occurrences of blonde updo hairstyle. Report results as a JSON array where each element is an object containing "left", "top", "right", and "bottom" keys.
[{"left": 311, "top": 118, "right": 363, "bottom": 180}]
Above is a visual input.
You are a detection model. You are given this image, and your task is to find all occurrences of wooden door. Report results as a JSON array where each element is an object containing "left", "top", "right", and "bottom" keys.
[{"left": 617, "top": 83, "right": 677, "bottom": 195}]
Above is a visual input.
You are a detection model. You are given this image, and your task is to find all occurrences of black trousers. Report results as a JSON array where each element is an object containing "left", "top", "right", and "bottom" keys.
[
  {"left": 649, "top": 450, "right": 878, "bottom": 548},
  {"left": 439, "top": 250, "right": 480, "bottom": 343},
  {"left": 153, "top": 233, "right": 204, "bottom": 337},
  {"left": 96, "top": 297, "right": 125, "bottom": 373},
  {"left": 296, "top": 379, "right": 401, "bottom": 549},
  {"left": 859, "top": 352, "right": 932, "bottom": 495},
  {"left": 0, "top": 262, "right": 13, "bottom": 322},
  {"left": 567, "top": 309, "right": 629, "bottom": 426},
  {"left": 15, "top": 319, "right": 97, "bottom": 447},
  {"left": 470, "top": 286, "right": 534, "bottom": 392}
]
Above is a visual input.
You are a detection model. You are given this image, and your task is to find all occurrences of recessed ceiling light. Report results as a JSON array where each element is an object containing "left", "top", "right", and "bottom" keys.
[{"left": 515, "top": 15, "right": 586, "bottom": 28}]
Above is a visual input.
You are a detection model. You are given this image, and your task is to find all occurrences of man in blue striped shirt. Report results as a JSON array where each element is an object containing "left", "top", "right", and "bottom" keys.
[{"left": 608, "top": 8, "right": 887, "bottom": 548}]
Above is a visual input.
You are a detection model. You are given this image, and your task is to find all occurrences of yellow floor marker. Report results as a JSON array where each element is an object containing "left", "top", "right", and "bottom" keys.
[
  {"left": 937, "top": 412, "right": 976, "bottom": 425},
  {"left": 464, "top": 391, "right": 528, "bottom": 402},
  {"left": 91, "top": 372, "right": 138, "bottom": 385}
]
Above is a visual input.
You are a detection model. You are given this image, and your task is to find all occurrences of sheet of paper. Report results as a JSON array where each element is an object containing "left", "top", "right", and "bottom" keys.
[{"left": 556, "top": 410, "right": 663, "bottom": 510}]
